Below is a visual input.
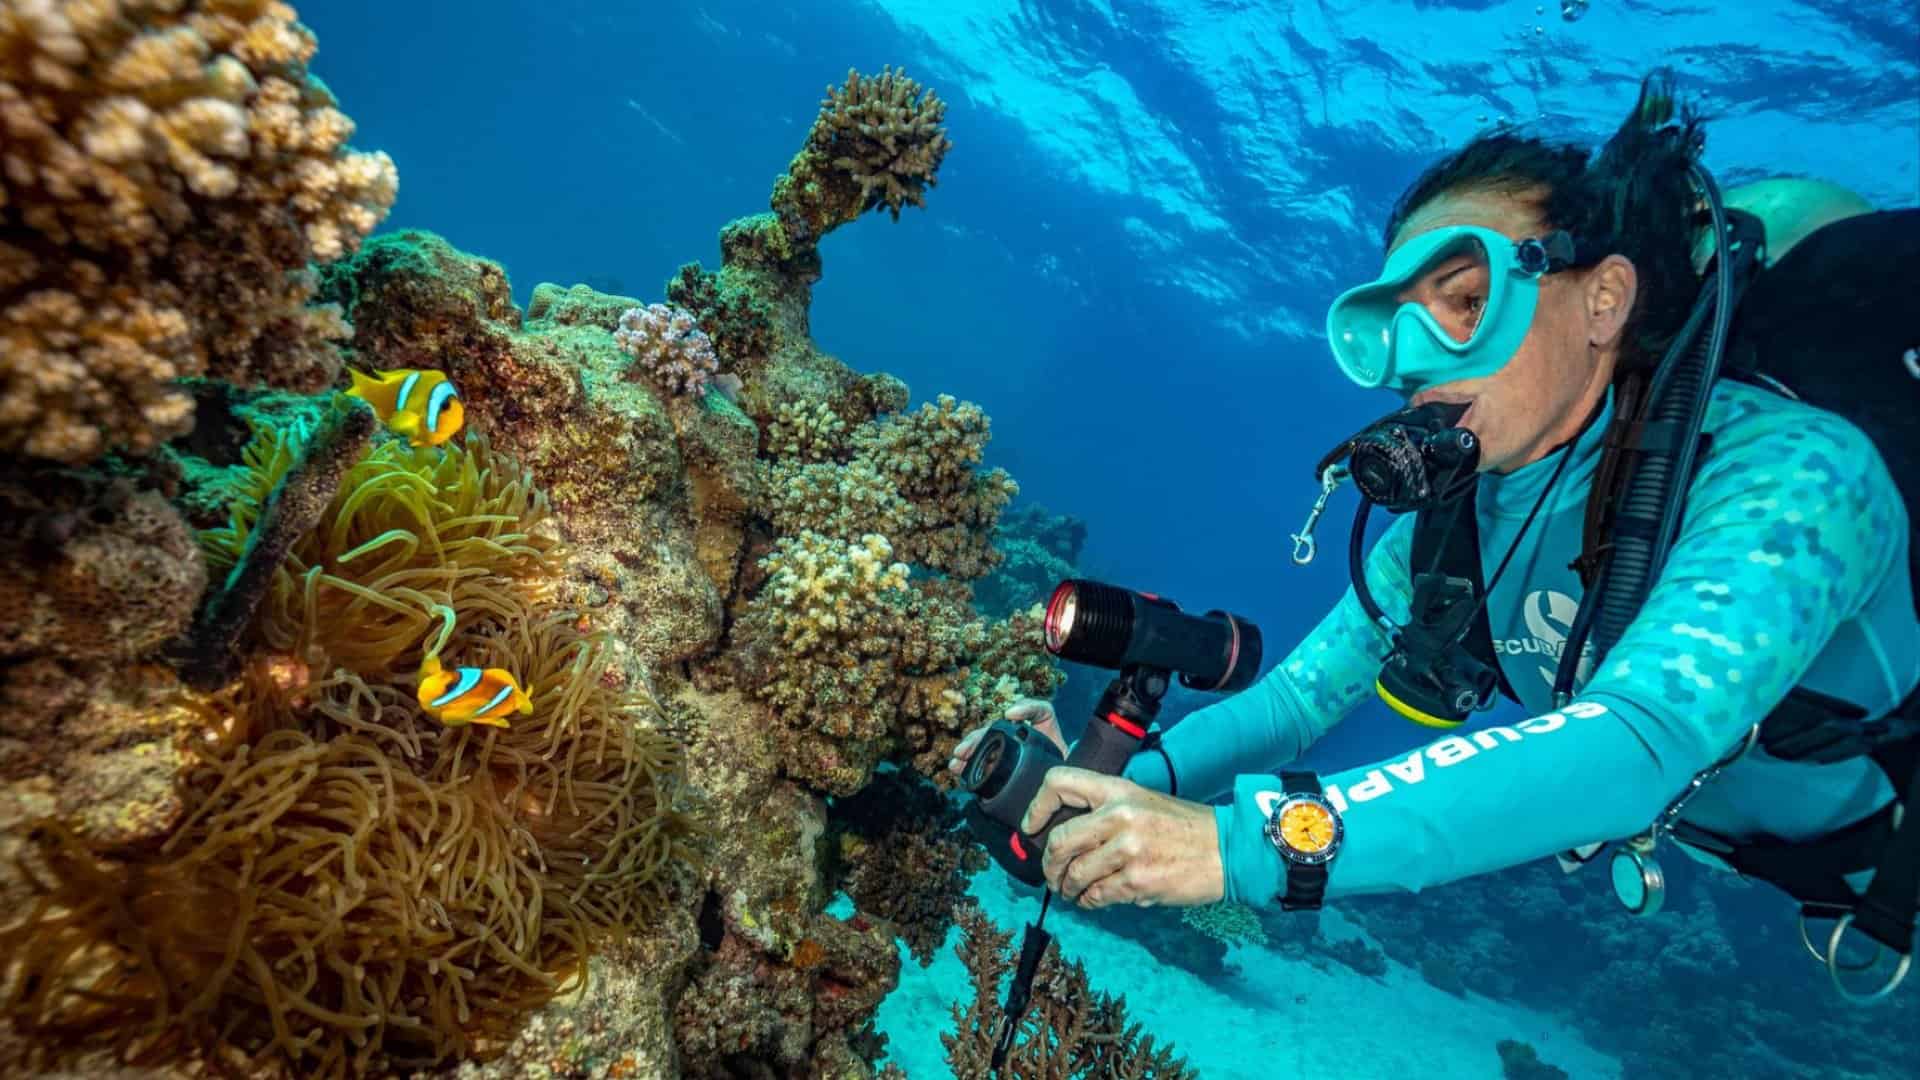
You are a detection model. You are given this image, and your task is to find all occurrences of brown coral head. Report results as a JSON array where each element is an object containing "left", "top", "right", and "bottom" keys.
[
  {"left": 814, "top": 66, "right": 953, "bottom": 220},
  {"left": 0, "top": 0, "right": 398, "bottom": 463}
]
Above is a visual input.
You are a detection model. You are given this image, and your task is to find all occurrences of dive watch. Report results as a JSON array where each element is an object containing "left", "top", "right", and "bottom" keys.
[{"left": 1266, "top": 770, "right": 1342, "bottom": 910}]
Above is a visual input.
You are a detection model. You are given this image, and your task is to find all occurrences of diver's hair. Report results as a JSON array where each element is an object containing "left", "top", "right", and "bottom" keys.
[{"left": 1384, "top": 69, "right": 1710, "bottom": 371}]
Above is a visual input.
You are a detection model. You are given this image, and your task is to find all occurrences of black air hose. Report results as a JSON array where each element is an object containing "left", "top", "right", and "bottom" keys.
[{"left": 1583, "top": 161, "right": 1746, "bottom": 663}]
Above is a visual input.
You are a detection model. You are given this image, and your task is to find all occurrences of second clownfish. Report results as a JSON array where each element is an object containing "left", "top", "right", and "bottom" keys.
[
  {"left": 416, "top": 654, "right": 533, "bottom": 728},
  {"left": 346, "top": 368, "right": 465, "bottom": 447}
]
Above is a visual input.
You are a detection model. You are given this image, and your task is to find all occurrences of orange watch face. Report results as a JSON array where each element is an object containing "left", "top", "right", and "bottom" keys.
[{"left": 1279, "top": 802, "right": 1336, "bottom": 854}]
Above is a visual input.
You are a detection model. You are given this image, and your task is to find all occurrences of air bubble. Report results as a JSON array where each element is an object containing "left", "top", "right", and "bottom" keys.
[{"left": 1562, "top": 0, "right": 1590, "bottom": 20}]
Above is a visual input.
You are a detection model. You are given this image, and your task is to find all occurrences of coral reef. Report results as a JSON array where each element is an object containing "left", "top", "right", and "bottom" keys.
[
  {"left": 665, "top": 262, "right": 775, "bottom": 381},
  {"left": 773, "top": 67, "right": 952, "bottom": 245},
  {"left": 974, "top": 503, "right": 1088, "bottom": 620},
  {"left": 730, "top": 543, "right": 1060, "bottom": 795},
  {"left": 826, "top": 768, "right": 989, "bottom": 966},
  {"left": 2, "top": 417, "right": 697, "bottom": 1077},
  {"left": 0, "top": 459, "right": 209, "bottom": 940},
  {"left": 943, "top": 901, "right": 1196, "bottom": 1079},
  {"left": 0, "top": 465, "right": 206, "bottom": 664},
  {"left": 615, "top": 304, "right": 723, "bottom": 399},
  {"left": 314, "top": 231, "right": 742, "bottom": 667},
  {"left": 0, "top": 0, "right": 397, "bottom": 463},
  {"left": 1, "top": 50, "right": 1046, "bottom": 1079}
]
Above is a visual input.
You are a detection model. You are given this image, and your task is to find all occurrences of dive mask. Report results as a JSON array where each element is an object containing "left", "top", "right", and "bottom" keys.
[{"left": 1327, "top": 226, "right": 1578, "bottom": 392}]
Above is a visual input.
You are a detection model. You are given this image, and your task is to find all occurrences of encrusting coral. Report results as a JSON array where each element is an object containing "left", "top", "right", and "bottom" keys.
[
  {"left": 943, "top": 902, "right": 1197, "bottom": 1079},
  {"left": 0, "top": 0, "right": 398, "bottom": 464}
]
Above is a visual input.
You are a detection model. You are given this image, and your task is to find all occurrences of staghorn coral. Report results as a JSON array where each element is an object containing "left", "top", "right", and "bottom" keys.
[
  {"left": 614, "top": 303, "right": 722, "bottom": 399},
  {"left": 0, "top": 0, "right": 398, "bottom": 463},
  {"left": 826, "top": 769, "right": 988, "bottom": 967},
  {"left": 2, "top": 420, "right": 695, "bottom": 1076},
  {"left": 942, "top": 902, "right": 1196, "bottom": 1080},
  {"left": 773, "top": 66, "right": 952, "bottom": 246},
  {"left": 173, "top": 390, "right": 377, "bottom": 690}
]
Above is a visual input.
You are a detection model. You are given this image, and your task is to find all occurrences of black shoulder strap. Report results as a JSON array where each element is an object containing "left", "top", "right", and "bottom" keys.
[{"left": 1411, "top": 486, "right": 1519, "bottom": 705}]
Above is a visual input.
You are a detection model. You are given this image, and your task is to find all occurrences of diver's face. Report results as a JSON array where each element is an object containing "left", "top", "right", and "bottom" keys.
[{"left": 1388, "top": 187, "right": 1632, "bottom": 474}]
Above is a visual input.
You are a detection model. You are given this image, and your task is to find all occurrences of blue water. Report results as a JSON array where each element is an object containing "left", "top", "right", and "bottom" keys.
[{"left": 303, "top": 2, "right": 1920, "bottom": 1075}]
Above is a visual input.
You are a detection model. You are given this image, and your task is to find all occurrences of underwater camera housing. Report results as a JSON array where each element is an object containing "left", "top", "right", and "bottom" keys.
[{"left": 959, "top": 580, "right": 1262, "bottom": 886}]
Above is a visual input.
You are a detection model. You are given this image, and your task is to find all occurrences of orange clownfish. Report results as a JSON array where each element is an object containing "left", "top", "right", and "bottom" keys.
[
  {"left": 416, "top": 654, "right": 532, "bottom": 728},
  {"left": 345, "top": 368, "right": 465, "bottom": 447}
]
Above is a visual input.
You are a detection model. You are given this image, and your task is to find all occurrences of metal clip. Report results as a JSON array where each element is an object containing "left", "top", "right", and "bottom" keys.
[{"left": 1290, "top": 465, "right": 1348, "bottom": 566}]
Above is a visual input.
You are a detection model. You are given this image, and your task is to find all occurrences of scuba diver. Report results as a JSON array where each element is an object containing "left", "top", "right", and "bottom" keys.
[{"left": 950, "top": 71, "right": 1920, "bottom": 998}]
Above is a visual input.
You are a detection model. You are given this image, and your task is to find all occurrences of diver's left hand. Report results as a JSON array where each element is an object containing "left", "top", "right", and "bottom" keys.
[{"left": 1021, "top": 767, "right": 1225, "bottom": 910}]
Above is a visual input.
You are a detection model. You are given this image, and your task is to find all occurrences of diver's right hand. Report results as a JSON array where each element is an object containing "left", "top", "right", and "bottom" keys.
[{"left": 948, "top": 698, "right": 1067, "bottom": 776}]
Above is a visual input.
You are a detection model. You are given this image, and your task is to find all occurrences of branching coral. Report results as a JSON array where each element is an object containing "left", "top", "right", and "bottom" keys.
[
  {"left": 826, "top": 769, "right": 988, "bottom": 966},
  {"left": 733, "top": 533, "right": 1058, "bottom": 795},
  {"left": 773, "top": 66, "right": 952, "bottom": 245},
  {"left": 613, "top": 303, "right": 721, "bottom": 398},
  {"left": 0, "top": 421, "right": 694, "bottom": 1077},
  {"left": 0, "top": 0, "right": 398, "bottom": 464},
  {"left": 850, "top": 394, "right": 1018, "bottom": 579},
  {"left": 764, "top": 399, "right": 851, "bottom": 463},
  {"left": 942, "top": 902, "right": 1196, "bottom": 1079},
  {"left": 757, "top": 394, "right": 1018, "bottom": 582}
]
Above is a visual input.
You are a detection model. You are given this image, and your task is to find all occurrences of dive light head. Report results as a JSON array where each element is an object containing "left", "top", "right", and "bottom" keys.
[{"left": 1043, "top": 580, "right": 1263, "bottom": 692}]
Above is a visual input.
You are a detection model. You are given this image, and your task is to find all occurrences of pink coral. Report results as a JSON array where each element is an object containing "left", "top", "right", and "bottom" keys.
[{"left": 613, "top": 303, "right": 721, "bottom": 398}]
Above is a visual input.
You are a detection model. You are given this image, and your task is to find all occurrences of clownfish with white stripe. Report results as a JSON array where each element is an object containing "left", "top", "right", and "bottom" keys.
[
  {"left": 416, "top": 654, "right": 533, "bottom": 728},
  {"left": 345, "top": 368, "right": 465, "bottom": 447}
]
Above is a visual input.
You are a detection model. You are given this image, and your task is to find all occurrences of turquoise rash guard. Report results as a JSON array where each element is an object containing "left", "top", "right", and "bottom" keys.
[{"left": 1122, "top": 379, "right": 1918, "bottom": 906}]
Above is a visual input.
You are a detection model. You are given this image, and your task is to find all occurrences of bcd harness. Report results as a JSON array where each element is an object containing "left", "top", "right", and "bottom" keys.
[{"left": 1409, "top": 202, "right": 1920, "bottom": 998}]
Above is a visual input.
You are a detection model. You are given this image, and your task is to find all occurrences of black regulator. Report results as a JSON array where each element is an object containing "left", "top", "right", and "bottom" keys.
[{"left": 1293, "top": 400, "right": 1503, "bottom": 729}]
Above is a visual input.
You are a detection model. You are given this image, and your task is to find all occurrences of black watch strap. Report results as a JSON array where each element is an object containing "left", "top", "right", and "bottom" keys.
[{"left": 1278, "top": 770, "right": 1329, "bottom": 912}]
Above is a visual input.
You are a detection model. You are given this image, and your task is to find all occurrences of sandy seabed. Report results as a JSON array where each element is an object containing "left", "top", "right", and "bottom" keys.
[{"left": 863, "top": 872, "right": 1625, "bottom": 1079}]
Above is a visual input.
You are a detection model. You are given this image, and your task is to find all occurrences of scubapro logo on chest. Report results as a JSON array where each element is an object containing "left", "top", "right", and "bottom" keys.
[{"left": 1494, "top": 588, "right": 1593, "bottom": 687}]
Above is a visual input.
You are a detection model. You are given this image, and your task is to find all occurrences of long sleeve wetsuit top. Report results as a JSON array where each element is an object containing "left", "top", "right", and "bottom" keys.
[{"left": 1123, "top": 380, "right": 1918, "bottom": 905}]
